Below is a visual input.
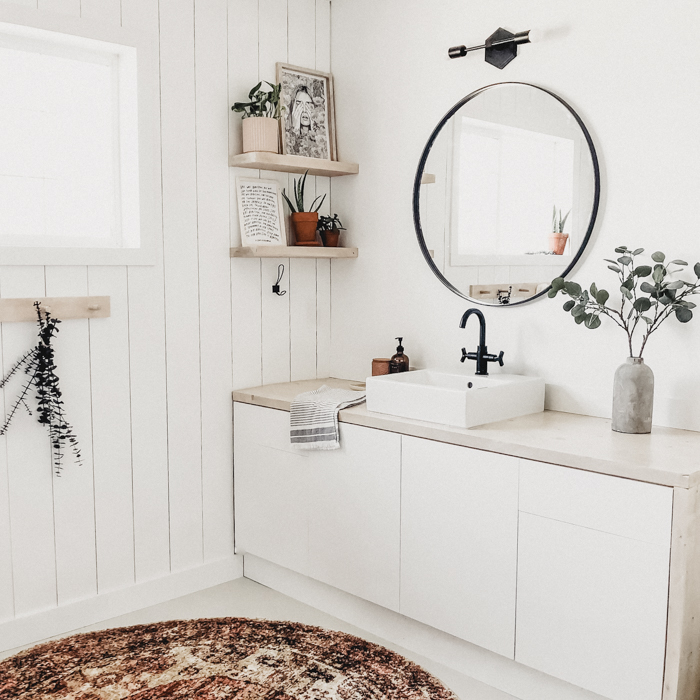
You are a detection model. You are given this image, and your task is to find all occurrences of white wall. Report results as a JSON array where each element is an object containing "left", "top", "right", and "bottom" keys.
[
  {"left": 0, "top": 0, "right": 331, "bottom": 648},
  {"left": 329, "top": 0, "right": 700, "bottom": 431}
]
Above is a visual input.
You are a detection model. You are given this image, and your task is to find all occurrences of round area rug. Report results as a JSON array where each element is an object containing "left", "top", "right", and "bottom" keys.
[{"left": 0, "top": 617, "right": 458, "bottom": 699}]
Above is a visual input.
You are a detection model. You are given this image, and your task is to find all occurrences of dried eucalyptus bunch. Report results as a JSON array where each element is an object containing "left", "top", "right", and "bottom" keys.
[
  {"left": 0, "top": 302, "right": 81, "bottom": 475},
  {"left": 548, "top": 246, "right": 700, "bottom": 358}
]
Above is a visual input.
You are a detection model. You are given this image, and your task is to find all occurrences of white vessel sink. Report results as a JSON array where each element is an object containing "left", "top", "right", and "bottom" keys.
[{"left": 365, "top": 370, "right": 545, "bottom": 429}]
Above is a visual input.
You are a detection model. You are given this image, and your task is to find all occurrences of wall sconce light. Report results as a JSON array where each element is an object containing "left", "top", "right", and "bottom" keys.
[{"left": 448, "top": 28, "right": 540, "bottom": 69}]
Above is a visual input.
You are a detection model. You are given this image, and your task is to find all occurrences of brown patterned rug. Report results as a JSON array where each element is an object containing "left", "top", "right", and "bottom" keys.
[{"left": 0, "top": 617, "right": 458, "bottom": 699}]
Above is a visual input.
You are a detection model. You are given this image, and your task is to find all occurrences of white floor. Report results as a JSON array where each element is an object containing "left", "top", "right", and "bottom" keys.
[{"left": 0, "top": 576, "right": 517, "bottom": 700}]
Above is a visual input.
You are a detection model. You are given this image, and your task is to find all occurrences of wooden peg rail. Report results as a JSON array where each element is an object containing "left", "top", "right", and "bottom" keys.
[{"left": 0, "top": 296, "right": 111, "bottom": 323}]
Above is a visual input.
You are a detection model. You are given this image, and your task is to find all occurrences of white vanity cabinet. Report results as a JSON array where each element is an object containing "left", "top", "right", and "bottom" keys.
[
  {"left": 233, "top": 382, "right": 700, "bottom": 700},
  {"left": 516, "top": 461, "right": 673, "bottom": 700},
  {"left": 233, "top": 402, "right": 402, "bottom": 611},
  {"left": 400, "top": 435, "right": 519, "bottom": 658}
]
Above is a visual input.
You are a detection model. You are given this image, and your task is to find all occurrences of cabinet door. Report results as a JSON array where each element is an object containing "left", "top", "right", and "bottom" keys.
[
  {"left": 233, "top": 402, "right": 310, "bottom": 573},
  {"left": 400, "top": 436, "right": 519, "bottom": 658},
  {"left": 516, "top": 462, "right": 672, "bottom": 700},
  {"left": 234, "top": 403, "right": 401, "bottom": 610},
  {"left": 307, "top": 423, "right": 401, "bottom": 611}
]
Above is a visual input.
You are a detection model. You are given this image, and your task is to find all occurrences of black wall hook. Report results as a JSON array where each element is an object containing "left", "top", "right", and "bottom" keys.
[{"left": 272, "top": 263, "right": 286, "bottom": 296}]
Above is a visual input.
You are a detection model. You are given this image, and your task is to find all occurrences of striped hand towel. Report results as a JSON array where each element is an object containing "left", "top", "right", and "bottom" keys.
[{"left": 290, "top": 385, "right": 367, "bottom": 450}]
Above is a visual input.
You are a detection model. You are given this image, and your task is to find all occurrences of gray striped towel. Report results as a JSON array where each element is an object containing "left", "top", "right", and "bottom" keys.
[{"left": 290, "top": 385, "right": 367, "bottom": 450}]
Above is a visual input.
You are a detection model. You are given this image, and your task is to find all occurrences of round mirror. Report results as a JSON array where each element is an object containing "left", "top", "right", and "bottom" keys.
[{"left": 413, "top": 82, "right": 600, "bottom": 306}]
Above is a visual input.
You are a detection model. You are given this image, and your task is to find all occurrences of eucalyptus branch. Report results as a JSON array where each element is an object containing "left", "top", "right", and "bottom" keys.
[
  {"left": 0, "top": 302, "right": 81, "bottom": 474},
  {"left": 550, "top": 247, "right": 700, "bottom": 358}
]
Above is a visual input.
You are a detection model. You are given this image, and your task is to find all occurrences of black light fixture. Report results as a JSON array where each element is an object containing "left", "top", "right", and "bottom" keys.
[{"left": 448, "top": 28, "right": 540, "bottom": 69}]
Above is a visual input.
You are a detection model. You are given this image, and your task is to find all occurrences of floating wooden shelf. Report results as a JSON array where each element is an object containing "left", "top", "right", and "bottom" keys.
[
  {"left": 0, "top": 296, "right": 110, "bottom": 323},
  {"left": 229, "top": 152, "right": 359, "bottom": 178},
  {"left": 231, "top": 246, "right": 358, "bottom": 259}
]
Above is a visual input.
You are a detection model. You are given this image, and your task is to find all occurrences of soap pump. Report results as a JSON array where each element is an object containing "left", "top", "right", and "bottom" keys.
[{"left": 389, "top": 337, "right": 409, "bottom": 374}]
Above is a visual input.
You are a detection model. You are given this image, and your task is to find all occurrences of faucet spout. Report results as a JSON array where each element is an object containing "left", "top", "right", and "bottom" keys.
[{"left": 459, "top": 308, "right": 486, "bottom": 347}]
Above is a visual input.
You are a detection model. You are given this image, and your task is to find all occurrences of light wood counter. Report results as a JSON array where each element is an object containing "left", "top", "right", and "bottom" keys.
[{"left": 232, "top": 378, "right": 700, "bottom": 489}]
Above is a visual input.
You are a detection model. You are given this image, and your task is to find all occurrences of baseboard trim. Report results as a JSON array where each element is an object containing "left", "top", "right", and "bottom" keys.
[
  {"left": 0, "top": 554, "right": 244, "bottom": 653},
  {"left": 243, "top": 554, "right": 607, "bottom": 700}
]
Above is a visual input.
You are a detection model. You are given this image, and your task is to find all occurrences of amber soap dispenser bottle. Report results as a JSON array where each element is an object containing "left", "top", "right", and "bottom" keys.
[{"left": 389, "top": 337, "right": 409, "bottom": 373}]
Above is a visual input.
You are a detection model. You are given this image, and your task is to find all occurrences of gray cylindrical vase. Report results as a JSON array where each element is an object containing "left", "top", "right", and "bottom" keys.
[{"left": 612, "top": 357, "right": 654, "bottom": 434}]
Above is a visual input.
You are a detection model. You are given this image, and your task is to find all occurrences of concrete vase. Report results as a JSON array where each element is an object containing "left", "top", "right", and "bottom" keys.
[{"left": 612, "top": 357, "right": 654, "bottom": 434}]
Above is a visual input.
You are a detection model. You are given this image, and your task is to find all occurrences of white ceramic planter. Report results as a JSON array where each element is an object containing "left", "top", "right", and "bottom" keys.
[{"left": 242, "top": 117, "right": 279, "bottom": 153}]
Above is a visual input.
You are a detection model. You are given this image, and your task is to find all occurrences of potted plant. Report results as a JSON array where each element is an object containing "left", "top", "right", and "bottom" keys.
[
  {"left": 281, "top": 171, "right": 326, "bottom": 245},
  {"left": 317, "top": 214, "right": 345, "bottom": 247},
  {"left": 231, "top": 81, "right": 283, "bottom": 154},
  {"left": 550, "top": 206, "right": 570, "bottom": 255},
  {"left": 549, "top": 246, "right": 700, "bottom": 434}
]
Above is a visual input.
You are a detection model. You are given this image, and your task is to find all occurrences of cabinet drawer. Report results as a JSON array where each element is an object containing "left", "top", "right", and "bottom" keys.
[{"left": 519, "top": 460, "right": 672, "bottom": 545}]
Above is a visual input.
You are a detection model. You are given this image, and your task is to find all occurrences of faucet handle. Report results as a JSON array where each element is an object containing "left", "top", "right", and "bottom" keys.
[
  {"left": 460, "top": 347, "right": 468, "bottom": 363},
  {"left": 497, "top": 350, "right": 504, "bottom": 367}
]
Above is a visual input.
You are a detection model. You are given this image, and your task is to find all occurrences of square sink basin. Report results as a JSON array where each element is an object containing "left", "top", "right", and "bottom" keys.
[{"left": 365, "top": 370, "right": 545, "bottom": 429}]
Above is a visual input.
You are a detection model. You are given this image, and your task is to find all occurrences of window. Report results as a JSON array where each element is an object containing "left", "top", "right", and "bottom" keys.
[{"left": 0, "top": 14, "right": 158, "bottom": 265}]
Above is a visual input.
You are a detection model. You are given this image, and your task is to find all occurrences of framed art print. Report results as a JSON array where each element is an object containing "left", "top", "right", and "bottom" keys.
[
  {"left": 236, "top": 177, "right": 288, "bottom": 246},
  {"left": 276, "top": 62, "right": 337, "bottom": 160}
]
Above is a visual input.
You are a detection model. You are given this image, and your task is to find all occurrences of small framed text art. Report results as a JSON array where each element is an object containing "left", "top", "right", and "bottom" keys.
[
  {"left": 276, "top": 63, "right": 337, "bottom": 161},
  {"left": 236, "top": 177, "right": 288, "bottom": 246}
]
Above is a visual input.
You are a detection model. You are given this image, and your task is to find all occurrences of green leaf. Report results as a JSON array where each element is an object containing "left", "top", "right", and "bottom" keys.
[
  {"left": 634, "top": 265, "right": 652, "bottom": 277},
  {"left": 618, "top": 256, "right": 633, "bottom": 266},
  {"left": 666, "top": 280, "right": 684, "bottom": 290},
  {"left": 621, "top": 286, "right": 633, "bottom": 300},
  {"left": 614, "top": 246, "right": 628, "bottom": 253},
  {"left": 681, "top": 301, "right": 697, "bottom": 309},
  {"left": 564, "top": 281, "right": 582, "bottom": 296},
  {"left": 550, "top": 277, "right": 565, "bottom": 292},
  {"left": 632, "top": 248, "right": 644, "bottom": 255},
  {"left": 590, "top": 282, "right": 598, "bottom": 297},
  {"left": 642, "top": 316, "right": 653, "bottom": 324},
  {"left": 574, "top": 313, "right": 585, "bottom": 325},
  {"left": 572, "top": 304, "right": 586, "bottom": 317},
  {"left": 633, "top": 297, "right": 651, "bottom": 312},
  {"left": 547, "top": 288, "right": 558, "bottom": 298},
  {"left": 621, "top": 278, "right": 635, "bottom": 291},
  {"left": 640, "top": 281, "right": 656, "bottom": 294},
  {"left": 676, "top": 307, "right": 693, "bottom": 323},
  {"left": 585, "top": 314, "right": 601, "bottom": 329},
  {"left": 596, "top": 289, "right": 609, "bottom": 305},
  {"left": 670, "top": 260, "right": 688, "bottom": 266},
  {"left": 652, "top": 265, "right": 666, "bottom": 284},
  {"left": 651, "top": 251, "right": 665, "bottom": 263},
  {"left": 694, "top": 263, "right": 700, "bottom": 278},
  {"left": 607, "top": 265, "right": 622, "bottom": 273},
  {"left": 563, "top": 300, "right": 575, "bottom": 312}
]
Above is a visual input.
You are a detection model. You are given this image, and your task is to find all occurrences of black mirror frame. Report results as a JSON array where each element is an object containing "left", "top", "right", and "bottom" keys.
[{"left": 412, "top": 82, "right": 601, "bottom": 307}]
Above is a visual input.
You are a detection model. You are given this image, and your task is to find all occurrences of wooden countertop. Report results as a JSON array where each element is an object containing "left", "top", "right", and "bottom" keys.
[{"left": 232, "top": 378, "right": 700, "bottom": 489}]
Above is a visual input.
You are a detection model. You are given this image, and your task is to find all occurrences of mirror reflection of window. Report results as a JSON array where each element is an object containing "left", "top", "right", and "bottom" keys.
[{"left": 453, "top": 117, "right": 574, "bottom": 260}]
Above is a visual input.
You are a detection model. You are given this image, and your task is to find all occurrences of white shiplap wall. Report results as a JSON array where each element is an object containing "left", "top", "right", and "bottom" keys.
[{"left": 0, "top": 0, "right": 332, "bottom": 649}]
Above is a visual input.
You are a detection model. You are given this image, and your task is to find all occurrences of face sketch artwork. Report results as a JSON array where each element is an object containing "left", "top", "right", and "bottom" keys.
[
  {"left": 290, "top": 86, "right": 314, "bottom": 135},
  {"left": 278, "top": 64, "right": 335, "bottom": 160}
]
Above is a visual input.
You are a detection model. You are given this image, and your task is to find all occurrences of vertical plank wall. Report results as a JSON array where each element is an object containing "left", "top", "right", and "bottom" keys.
[{"left": 0, "top": 0, "right": 333, "bottom": 640}]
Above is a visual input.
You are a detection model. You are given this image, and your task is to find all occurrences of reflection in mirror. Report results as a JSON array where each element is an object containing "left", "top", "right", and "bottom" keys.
[{"left": 415, "top": 83, "right": 599, "bottom": 305}]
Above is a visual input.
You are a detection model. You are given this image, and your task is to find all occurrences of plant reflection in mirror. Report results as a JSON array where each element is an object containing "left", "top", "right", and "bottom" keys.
[
  {"left": 549, "top": 247, "right": 700, "bottom": 358},
  {"left": 0, "top": 301, "right": 81, "bottom": 475}
]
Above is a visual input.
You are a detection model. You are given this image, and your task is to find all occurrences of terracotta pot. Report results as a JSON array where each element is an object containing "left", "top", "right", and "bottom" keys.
[
  {"left": 320, "top": 229, "right": 340, "bottom": 247},
  {"left": 242, "top": 117, "right": 279, "bottom": 153},
  {"left": 549, "top": 232, "right": 569, "bottom": 255},
  {"left": 291, "top": 212, "right": 319, "bottom": 244}
]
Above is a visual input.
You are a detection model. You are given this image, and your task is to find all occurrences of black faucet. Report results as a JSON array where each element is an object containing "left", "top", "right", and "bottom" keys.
[{"left": 459, "top": 308, "right": 504, "bottom": 376}]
